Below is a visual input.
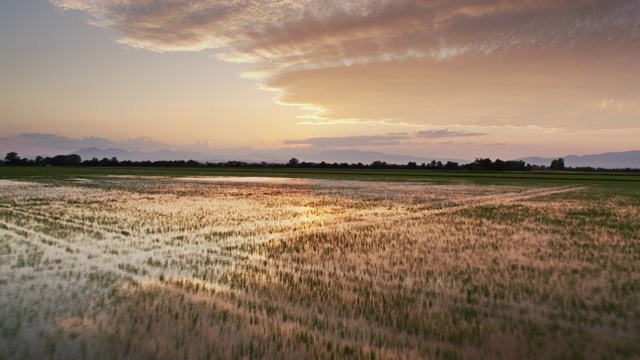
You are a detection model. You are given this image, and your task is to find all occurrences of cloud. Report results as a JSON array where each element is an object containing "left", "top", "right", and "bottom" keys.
[
  {"left": 415, "top": 129, "right": 485, "bottom": 138},
  {"left": 267, "top": 52, "right": 640, "bottom": 129},
  {"left": 600, "top": 99, "right": 624, "bottom": 110},
  {"left": 17, "top": 133, "right": 171, "bottom": 151},
  {"left": 486, "top": 143, "right": 509, "bottom": 146},
  {"left": 50, "top": 0, "right": 640, "bottom": 69},
  {"left": 51, "top": 0, "right": 640, "bottom": 129},
  {"left": 50, "top": 1, "right": 640, "bottom": 68}
]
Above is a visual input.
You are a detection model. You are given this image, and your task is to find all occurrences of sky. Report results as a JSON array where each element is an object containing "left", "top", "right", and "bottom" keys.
[{"left": 1, "top": 0, "right": 639, "bottom": 161}]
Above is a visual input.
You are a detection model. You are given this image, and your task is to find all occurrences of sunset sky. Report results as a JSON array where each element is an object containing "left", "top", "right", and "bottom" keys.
[{"left": 1, "top": 0, "right": 639, "bottom": 161}]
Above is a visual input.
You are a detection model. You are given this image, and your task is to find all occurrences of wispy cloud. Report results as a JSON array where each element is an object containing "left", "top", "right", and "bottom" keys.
[
  {"left": 600, "top": 99, "right": 624, "bottom": 110},
  {"left": 415, "top": 129, "right": 485, "bottom": 138},
  {"left": 486, "top": 143, "right": 509, "bottom": 146}
]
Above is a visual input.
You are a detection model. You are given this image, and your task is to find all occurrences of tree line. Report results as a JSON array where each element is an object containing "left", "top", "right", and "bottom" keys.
[{"left": 1, "top": 150, "right": 634, "bottom": 172}]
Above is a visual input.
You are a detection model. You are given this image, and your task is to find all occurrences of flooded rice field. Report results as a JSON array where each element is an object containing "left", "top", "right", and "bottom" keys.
[{"left": 0, "top": 176, "right": 638, "bottom": 359}]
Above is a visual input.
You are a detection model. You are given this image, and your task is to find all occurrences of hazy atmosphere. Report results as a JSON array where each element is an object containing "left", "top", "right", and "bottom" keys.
[{"left": 1, "top": 0, "right": 639, "bottom": 161}]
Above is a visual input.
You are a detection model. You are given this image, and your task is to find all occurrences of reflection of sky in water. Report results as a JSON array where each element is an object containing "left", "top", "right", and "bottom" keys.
[
  {"left": 0, "top": 180, "right": 38, "bottom": 187},
  {"left": 178, "top": 176, "right": 311, "bottom": 185}
]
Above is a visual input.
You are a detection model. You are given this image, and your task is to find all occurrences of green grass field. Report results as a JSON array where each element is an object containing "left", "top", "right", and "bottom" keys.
[{"left": 2, "top": 166, "right": 640, "bottom": 187}]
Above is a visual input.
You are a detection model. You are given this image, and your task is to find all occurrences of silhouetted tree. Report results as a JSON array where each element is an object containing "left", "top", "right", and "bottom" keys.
[
  {"left": 550, "top": 158, "right": 565, "bottom": 170},
  {"left": 5, "top": 152, "right": 19, "bottom": 164},
  {"left": 51, "top": 154, "right": 81, "bottom": 166},
  {"left": 443, "top": 161, "right": 459, "bottom": 170},
  {"left": 371, "top": 161, "right": 387, "bottom": 169},
  {"left": 470, "top": 158, "right": 493, "bottom": 171},
  {"left": 85, "top": 157, "right": 100, "bottom": 166},
  {"left": 287, "top": 158, "right": 299, "bottom": 167},
  {"left": 505, "top": 160, "right": 527, "bottom": 171}
]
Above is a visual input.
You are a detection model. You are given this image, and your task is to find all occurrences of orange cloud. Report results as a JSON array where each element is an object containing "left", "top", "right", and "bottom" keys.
[{"left": 51, "top": 0, "right": 640, "bottom": 129}]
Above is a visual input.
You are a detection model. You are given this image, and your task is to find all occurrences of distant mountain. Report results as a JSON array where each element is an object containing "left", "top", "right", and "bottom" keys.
[
  {"left": 299, "top": 150, "right": 467, "bottom": 165},
  {"left": 74, "top": 147, "right": 206, "bottom": 162},
  {"left": 518, "top": 150, "right": 640, "bottom": 169},
  {"left": 73, "top": 147, "right": 468, "bottom": 165}
]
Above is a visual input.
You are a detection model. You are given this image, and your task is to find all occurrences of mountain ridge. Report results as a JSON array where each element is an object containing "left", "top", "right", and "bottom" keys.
[{"left": 518, "top": 150, "right": 640, "bottom": 169}]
